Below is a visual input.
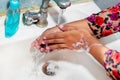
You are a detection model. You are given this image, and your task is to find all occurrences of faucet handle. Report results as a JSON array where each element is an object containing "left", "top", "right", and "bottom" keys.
[{"left": 22, "top": 10, "right": 40, "bottom": 26}]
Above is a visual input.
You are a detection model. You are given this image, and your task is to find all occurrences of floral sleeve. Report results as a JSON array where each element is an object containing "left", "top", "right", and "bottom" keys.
[
  {"left": 87, "top": 2, "right": 120, "bottom": 80},
  {"left": 87, "top": 2, "right": 120, "bottom": 39},
  {"left": 104, "top": 49, "right": 120, "bottom": 80}
]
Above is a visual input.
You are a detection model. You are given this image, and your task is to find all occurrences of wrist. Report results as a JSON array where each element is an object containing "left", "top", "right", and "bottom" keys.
[
  {"left": 85, "top": 35, "right": 109, "bottom": 65},
  {"left": 63, "top": 19, "right": 93, "bottom": 35}
]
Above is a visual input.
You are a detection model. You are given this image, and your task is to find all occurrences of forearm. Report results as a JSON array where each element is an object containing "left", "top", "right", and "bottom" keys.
[
  {"left": 59, "top": 20, "right": 109, "bottom": 65},
  {"left": 85, "top": 35, "right": 109, "bottom": 65},
  {"left": 86, "top": 35, "right": 120, "bottom": 79},
  {"left": 89, "top": 42, "right": 120, "bottom": 80}
]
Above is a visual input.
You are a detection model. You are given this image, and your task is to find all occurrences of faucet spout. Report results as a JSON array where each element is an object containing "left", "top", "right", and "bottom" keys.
[
  {"left": 54, "top": 0, "right": 71, "bottom": 9},
  {"left": 22, "top": 0, "right": 71, "bottom": 27}
]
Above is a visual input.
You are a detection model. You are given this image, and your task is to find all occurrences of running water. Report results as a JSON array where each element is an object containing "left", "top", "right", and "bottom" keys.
[
  {"left": 30, "top": 43, "right": 50, "bottom": 76},
  {"left": 57, "top": 9, "right": 66, "bottom": 26},
  {"left": 30, "top": 47, "right": 44, "bottom": 75},
  {"left": 29, "top": 9, "right": 66, "bottom": 77}
]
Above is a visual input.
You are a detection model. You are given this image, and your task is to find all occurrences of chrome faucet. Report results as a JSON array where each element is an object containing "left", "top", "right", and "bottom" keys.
[{"left": 22, "top": 0, "right": 71, "bottom": 27}]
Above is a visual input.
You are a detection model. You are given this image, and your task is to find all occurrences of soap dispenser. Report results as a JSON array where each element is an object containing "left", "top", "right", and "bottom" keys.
[{"left": 4, "top": 0, "right": 20, "bottom": 38}]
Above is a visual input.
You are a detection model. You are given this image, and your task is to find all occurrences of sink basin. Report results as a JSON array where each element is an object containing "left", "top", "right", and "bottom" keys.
[
  {"left": 0, "top": 37, "right": 111, "bottom": 80},
  {"left": 0, "top": 38, "right": 34, "bottom": 80},
  {"left": 0, "top": 1, "right": 119, "bottom": 80}
]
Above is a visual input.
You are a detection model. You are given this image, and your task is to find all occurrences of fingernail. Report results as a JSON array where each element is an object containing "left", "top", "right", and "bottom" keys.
[
  {"left": 59, "top": 25, "right": 64, "bottom": 29},
  {"left": 46, "top": 46, "right": 50, "bottom": 50},
  {"left": 36, "top": 45, "right": 40, "bottom": 49},
  {"left": 31, "top": 40, "right": 38, "bottom": 46},
  {"left": 45, "top": 49, "right": 50, "bottom": 53},
  {"left": 43, "top": 37, "right": 47, "bottom": 40},
  {"left": 40, "top": 48, "right": 44, "bottom": 52},
  {"left": 41, "top": 41, "right": 45, "bottom": 44},
  {"left": 31, "top": 42, "right": 35, "bottom": 46}
]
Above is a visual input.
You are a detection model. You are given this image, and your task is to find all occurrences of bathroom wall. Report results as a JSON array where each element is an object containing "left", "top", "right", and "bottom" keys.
[
  {"left": 0, "top": 0, "right": 92, "bottom": 13},
  {"left": 94, "top": 0, "right": 120, "bottom": 9},
  {"left": 0, "top": 0, "right": 42, "bottom": 12}
]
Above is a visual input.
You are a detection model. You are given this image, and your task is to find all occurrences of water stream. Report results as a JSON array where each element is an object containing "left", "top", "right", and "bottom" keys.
[{"left": 57, "top": 9, "right": 66, "bottom": 26}]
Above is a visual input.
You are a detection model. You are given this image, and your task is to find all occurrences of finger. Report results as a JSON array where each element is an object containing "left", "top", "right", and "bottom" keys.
[
  {"left": 31, "top": 40, "right": 38, "bottom": 47},
  {"left": 31, "top": 40, "right": 41, "bottom": 49},
  {"left": 48, "top": 43, "right": 68, "bottom": 50},
  {"left": 36, "top": 35, "right": 43, "bottom": 43},
  {"left": 44, "top": 38, "right": 64, "bottom": 44},
  {"left": 40, "top": 47, "right": 46, "bottom": 53},
  {"left": 36, "top": 34, "right": 47, "bottom": 48},
  {"left": 57, "top": 25, "right": 64, "bottom": 31},
  {"left": 40, "top": 45, "right": 52, "bottom": 53},
  {"left": 58, "top": 25, "right": 75, "bottom": 31},
  {"left": 44, "top": 32, "right": 64, "bottom": 40}
]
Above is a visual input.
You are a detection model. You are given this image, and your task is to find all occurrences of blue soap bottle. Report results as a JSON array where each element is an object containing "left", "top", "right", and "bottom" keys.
[{"left": 4, "top": 0, "right": 20, "bottom": 38}]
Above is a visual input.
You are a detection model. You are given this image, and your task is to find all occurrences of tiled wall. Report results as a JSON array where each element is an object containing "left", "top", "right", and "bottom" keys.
[
  {"left": 0, "top": 0, "right": 42, "bottom": 12},
  {"left": 0, "top": 0, "right": 92, "bottom": 13}
]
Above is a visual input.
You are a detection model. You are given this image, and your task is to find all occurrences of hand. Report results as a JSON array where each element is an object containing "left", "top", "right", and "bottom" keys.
[{"left": 43, "top": 28, "right": 92, "bottom": 51}]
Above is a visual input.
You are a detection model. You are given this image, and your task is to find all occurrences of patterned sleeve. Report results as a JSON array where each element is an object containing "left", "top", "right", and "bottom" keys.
[
  {"left": 87, "top": 2, "right": 120, "bottom": 39},
  {"left": 104, "top": 49, "right": 120, "bottom": 80}
]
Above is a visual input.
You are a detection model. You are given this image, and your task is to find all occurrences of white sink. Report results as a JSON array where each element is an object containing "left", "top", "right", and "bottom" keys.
[
  {"left": 0, "top": 1, "right": 118, "bottom": 80},
  {"left": 0, "top": 38, "right": 34, "bottom": 80},
  {"left": 0, "top": 38, "right": 111, "bottom": 80}
]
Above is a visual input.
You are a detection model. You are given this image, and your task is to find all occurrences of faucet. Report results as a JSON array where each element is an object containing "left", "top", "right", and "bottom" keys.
[{"left": 22, "top": 0, "right": 71, "bottom": 27}]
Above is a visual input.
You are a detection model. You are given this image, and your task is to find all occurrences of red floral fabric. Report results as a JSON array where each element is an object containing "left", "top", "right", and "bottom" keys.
[
  {"left": 87, "top": 2, "right": 120, "bottom": 80},
  {"left": 87, "top": 2, "right": 120, "bottom": 39},
  {"left": 104, "top": 50, "right": 120, "bottom": 80}
]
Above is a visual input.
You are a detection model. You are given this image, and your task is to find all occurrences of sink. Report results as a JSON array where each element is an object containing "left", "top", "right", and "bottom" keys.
[
  {"left": 0, "top": 38, "right": 34, "bottom": 80},
  {"left": 0, "top": 1, "right": 117, "bottom": 80},
  {"left": 0, "top": 37, "right": 111, "bottom": 80}
]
